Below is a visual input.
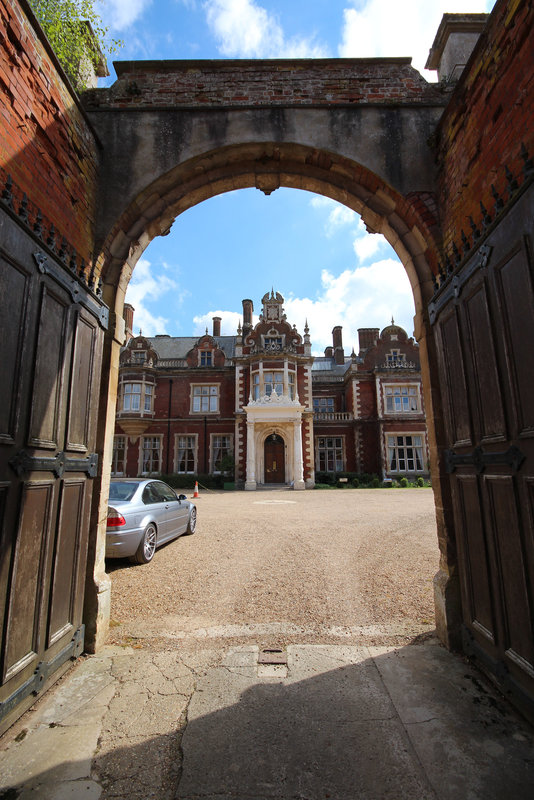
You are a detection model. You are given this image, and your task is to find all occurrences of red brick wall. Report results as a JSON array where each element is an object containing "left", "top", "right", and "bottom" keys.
[
  {"left": 0, "top": 0, "right": 99, "bottom": 262},
  {"left": 436, "top": 0, "right": 534, "bottom": 253},
  {"left": 85, "top": 58, "right": 443, "bottom": 110}
]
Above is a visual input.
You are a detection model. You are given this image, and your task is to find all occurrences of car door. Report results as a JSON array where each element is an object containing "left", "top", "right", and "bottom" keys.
[
  {"left": 155, "top": 482, "right": 189, "bottom": 540},
  {"left": 141, "top": 482, "right": 170, "bottom": 540}
]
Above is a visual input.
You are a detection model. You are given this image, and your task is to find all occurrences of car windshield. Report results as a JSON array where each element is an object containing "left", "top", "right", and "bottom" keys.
[{"left": 109, "top": 482, "right": 139, "bottom": 502}]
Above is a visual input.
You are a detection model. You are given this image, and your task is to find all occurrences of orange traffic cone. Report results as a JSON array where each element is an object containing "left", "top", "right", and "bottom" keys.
[{"left": 193, "top": 481, "right": 199, "bottom": 498}]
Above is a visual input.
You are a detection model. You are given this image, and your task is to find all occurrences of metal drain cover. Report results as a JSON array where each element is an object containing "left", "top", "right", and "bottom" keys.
[{"left": 258, "top": 648, "right": 287, "bottom": 665}]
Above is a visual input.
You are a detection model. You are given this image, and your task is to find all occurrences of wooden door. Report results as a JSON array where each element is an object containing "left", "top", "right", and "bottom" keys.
[
  {"left": 0, "top": 206, "right": 107, "bottom": 733},
  {"left": 264, "top": 435, "right": 285, "bottom": 483},
  {"left": 429, "top": 182, "right": 534, "bottom": 719}
]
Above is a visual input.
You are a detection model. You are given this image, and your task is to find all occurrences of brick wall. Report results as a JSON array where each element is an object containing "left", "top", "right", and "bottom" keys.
[
  {"left": 436, "top": 0, "right": 534, "bottom": 252},
  {"left": 84, "top": 57, "right": 443, "bottom": 110},
  {"left": 0, "top": 0, "right": 99, "bottom": 263}
]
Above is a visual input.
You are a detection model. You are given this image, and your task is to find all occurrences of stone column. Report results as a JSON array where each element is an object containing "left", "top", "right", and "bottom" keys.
[
  {"left": 245, "top": 420, "right": 257, "bottom": 490},
  {"left": 283, "top": 358, "right": 289, "bottom": 397},
  {"left": 293, "top": 419, "right": 305, "bottom": 490}
]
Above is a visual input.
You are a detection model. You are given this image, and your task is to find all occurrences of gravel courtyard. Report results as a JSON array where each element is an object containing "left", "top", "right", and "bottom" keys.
[{"left": 107, "top": 488, "right": 440, "bottom": 652}]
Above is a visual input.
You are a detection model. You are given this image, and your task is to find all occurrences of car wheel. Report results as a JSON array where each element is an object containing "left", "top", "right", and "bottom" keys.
[
  {"left": 185, "top": 507, "right": 197, "bottom": 535},
  {"left": 131, "top": 523, "right": 157, "bottom": 564}
]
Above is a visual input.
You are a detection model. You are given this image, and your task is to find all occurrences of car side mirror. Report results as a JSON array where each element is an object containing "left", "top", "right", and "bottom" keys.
[{"left": 178, "top": 494, "right": 187, "bottom": 501}]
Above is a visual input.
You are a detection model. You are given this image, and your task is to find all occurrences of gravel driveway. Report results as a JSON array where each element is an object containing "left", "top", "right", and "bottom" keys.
[{"left": 106, "top": 488, "right": 440, "bottom": 651}]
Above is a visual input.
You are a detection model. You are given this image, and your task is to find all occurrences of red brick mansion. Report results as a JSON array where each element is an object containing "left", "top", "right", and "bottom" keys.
[{"left": 113, "top": 291, "right": 429, "bottom": 488}]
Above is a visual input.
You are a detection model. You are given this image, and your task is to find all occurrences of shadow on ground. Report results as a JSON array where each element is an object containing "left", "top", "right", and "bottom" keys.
[{"left": 1, "top": 644, "right": 533, "bottom": 800}]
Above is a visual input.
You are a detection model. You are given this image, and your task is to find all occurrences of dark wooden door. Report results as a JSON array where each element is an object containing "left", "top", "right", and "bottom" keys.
[
  {"left": 429, "top": 182, "right": 534, "bottom": 718},
  {"left": 0, "top": 207, "right": 107, "bottom": 733},
  {"left": 264, "top": 435, "right": 285, "bottom": 483}
]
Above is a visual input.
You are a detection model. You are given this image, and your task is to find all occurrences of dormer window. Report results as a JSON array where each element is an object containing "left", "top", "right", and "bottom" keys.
[
  {"left": 386, "top": 350, "right": 405, "bottom": 365},
  {"left": 200, "top": 350, "right": 213, "bottom": 366},
  {"left": 264, "top": 336, "right": 283, "bottom": 352},
  {"left": 131, "top": 351, "right": 145, "bottom": 364}
]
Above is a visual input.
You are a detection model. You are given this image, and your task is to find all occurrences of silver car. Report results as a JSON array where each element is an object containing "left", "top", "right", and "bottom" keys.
[{"left": 106, "top": 478, "right": 197, "bottom": 564}]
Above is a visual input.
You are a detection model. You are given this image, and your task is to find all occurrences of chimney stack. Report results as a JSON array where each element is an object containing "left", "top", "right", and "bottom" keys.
[
  {"left": 242, "top": 299, "right": 253, "bottom": 336},
  {"left": 324, "top": 346, "right": 333, "bottom": 358},
  {"left": 358, "top": 328, "right": 380, "bottom": 354},
  {"left": 124, "top": 304, "right": 134, "bottom": 341},
  {"left": 332, "top": 326, "right": 344, "bottom": 365},
  {"left": 212, "top": 316, "right": 221, "bottom": 337}
]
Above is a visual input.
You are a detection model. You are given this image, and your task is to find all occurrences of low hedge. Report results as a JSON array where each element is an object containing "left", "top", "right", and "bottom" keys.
[{"left": 156, "top": 473, "right": 225, "bottom": 490}]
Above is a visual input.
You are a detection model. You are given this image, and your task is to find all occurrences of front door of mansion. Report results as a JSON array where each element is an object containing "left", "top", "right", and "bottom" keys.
[{"left": 264, "top": 435, "right": 285, "bottom": 483}]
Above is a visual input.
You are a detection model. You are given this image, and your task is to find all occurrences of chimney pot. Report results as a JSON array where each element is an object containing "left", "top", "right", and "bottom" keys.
[
  {"left": 332, "top": 326, "right": 344, "bottom": 365},
  {"left": 358, "top": 328, "right": 380, "bottom": 353},
  {"left": 212, "top": 316, "right": 221, "bottom": 337}
]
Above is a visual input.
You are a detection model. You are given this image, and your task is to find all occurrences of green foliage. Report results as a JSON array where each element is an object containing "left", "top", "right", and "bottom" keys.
[
  {"left": 352, "top": 477, "right": 359, "bottom": 488},
  {"left": 416, "top": 476, "right": 425, "bottom": 487},
  {"left": 371, "top": 477, "right": 380, "bottom": 488},
  {"left": 218, "top": 453, "right": 235, "bottom": 478},
  {"left": 399, "top": 477, "right": 409, "bottom": 488},
  {"left": 29, "top": 0, "right": 121, "bottom": 89}
]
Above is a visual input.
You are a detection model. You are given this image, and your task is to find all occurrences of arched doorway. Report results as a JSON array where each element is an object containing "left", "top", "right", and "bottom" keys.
[
  {"left": 264, "top": 434, "right": 286, "bottom": 484},
  {"left": 88, "top": 146, "right": 451, "bottom": 650}
]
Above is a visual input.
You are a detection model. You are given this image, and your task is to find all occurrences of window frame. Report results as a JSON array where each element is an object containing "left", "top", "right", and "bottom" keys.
[
  {"left": 313, "top": 396, "right": 335, "bottom": 413},
  {"left": 140, "top": 435, "right": 162, "bottom": 475},
  {"left": 174, "top": 434, "right": 198, "bottom": 474},
  {"left": 191, "top": 384, "right": 220, "bottom": 414},
  {"left": 119, "top": 379, "right": 155, "bottom": 415},
  {"left": 315, "top": 436, "right": 345, "bottom": 473},
  {"left": 111, "top": 435, "right": 126, "bottom": 476},
  {"left": 383, "top": 383, "right": 420, "bottom": 414},
  {"left": 210, "top": 433, "right": 234, "bottom": 473},
  {"left": 199, "top": 350, "right": 213, "bottom": 367},
  {"left": 386, "top": 433, "right": 425, "bottom": 474}
]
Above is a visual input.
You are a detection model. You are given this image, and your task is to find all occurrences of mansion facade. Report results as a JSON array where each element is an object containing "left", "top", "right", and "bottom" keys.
[{"left": 113, "top": 291, "right": 429, "bottom": 489}]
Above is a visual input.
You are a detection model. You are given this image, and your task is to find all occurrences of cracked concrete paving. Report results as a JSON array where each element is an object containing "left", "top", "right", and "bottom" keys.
[{"left": 1, "top": 642, "right": 533, "bottom": 800}]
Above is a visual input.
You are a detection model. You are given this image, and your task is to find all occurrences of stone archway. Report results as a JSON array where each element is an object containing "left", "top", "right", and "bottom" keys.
[{"left": 86, "top": 146, "right": 455, "bottom": 659}]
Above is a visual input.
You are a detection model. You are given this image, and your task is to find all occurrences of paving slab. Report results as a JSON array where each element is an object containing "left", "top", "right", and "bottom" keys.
[
  {"left": 0, "top": 643, "right": 533, "bottom": 800},
  {"left": 370, "top": 645, "right": 534, "bottom": 800}
]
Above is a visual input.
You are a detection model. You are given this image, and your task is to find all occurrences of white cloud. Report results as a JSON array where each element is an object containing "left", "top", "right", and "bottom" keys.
[
  {"left": 285, "top": 261, "right": 415, "bottom": 354},
  {"left": 125, "top": 258, "right": 182, "bottom": 335},
  {"left": 310, "top": 195, "right": 385, "bottom": 260},
  {"left": 194, "top": 262, "right": 415, "bottom": 356},
  {"left": 98, "top": 0, "right": 152, "bottom": 30},
  {"left": 204, "top": 0, "right": 328, "bottom": 58},
  {"left": 338, "top": 0, "right": 495, "bottom": 77},
  {"left": 352, "top": 217, "right": 382, "bottom": 261},
  {"left": 192, "top": 309, "right": 261, "bottom": 336}
]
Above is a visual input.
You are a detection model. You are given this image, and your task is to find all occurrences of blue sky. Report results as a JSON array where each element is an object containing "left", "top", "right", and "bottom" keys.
[{"left": 96, "top": 0, "right": 495, "bottom": 354}]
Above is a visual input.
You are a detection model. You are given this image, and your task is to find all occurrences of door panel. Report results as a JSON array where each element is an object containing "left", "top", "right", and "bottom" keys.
[
  {"left": 436, "top": 309, "right": 473, "bottom": 448},
  {"left": 463, "top": 281, "right": 506, "bottom": 442},
  {"left": 47, "top": 479, "right": 86, "bottom": 647},
  {"left": 484, "top": 475, "right": 534, "bottom": 670},
  {"left": 453, "top": 475, "right": 496, "bottom": 645},
  {"left": 28, "top": 285, "right": 70, "bottom": 449},
  {"left": 0, "top": 206, "right": 107, "bottom": 733},
  {"left": 429, "top": 182, "right": 534, "bottom": 717},
  {"left": 0, "top": 255, "right": 31, "bottom": 444},
  {"left": 66, "top": 312, "right": 98, "bottom": 452},
  {"left": 265, "top": 437, "right": 285, "bottom": 483},
  {"left": 3, "top": 481, "right": 54, "bottom": 682},
  {"left": 494, "top": 244, "right": 534, "bottom": 435}
]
